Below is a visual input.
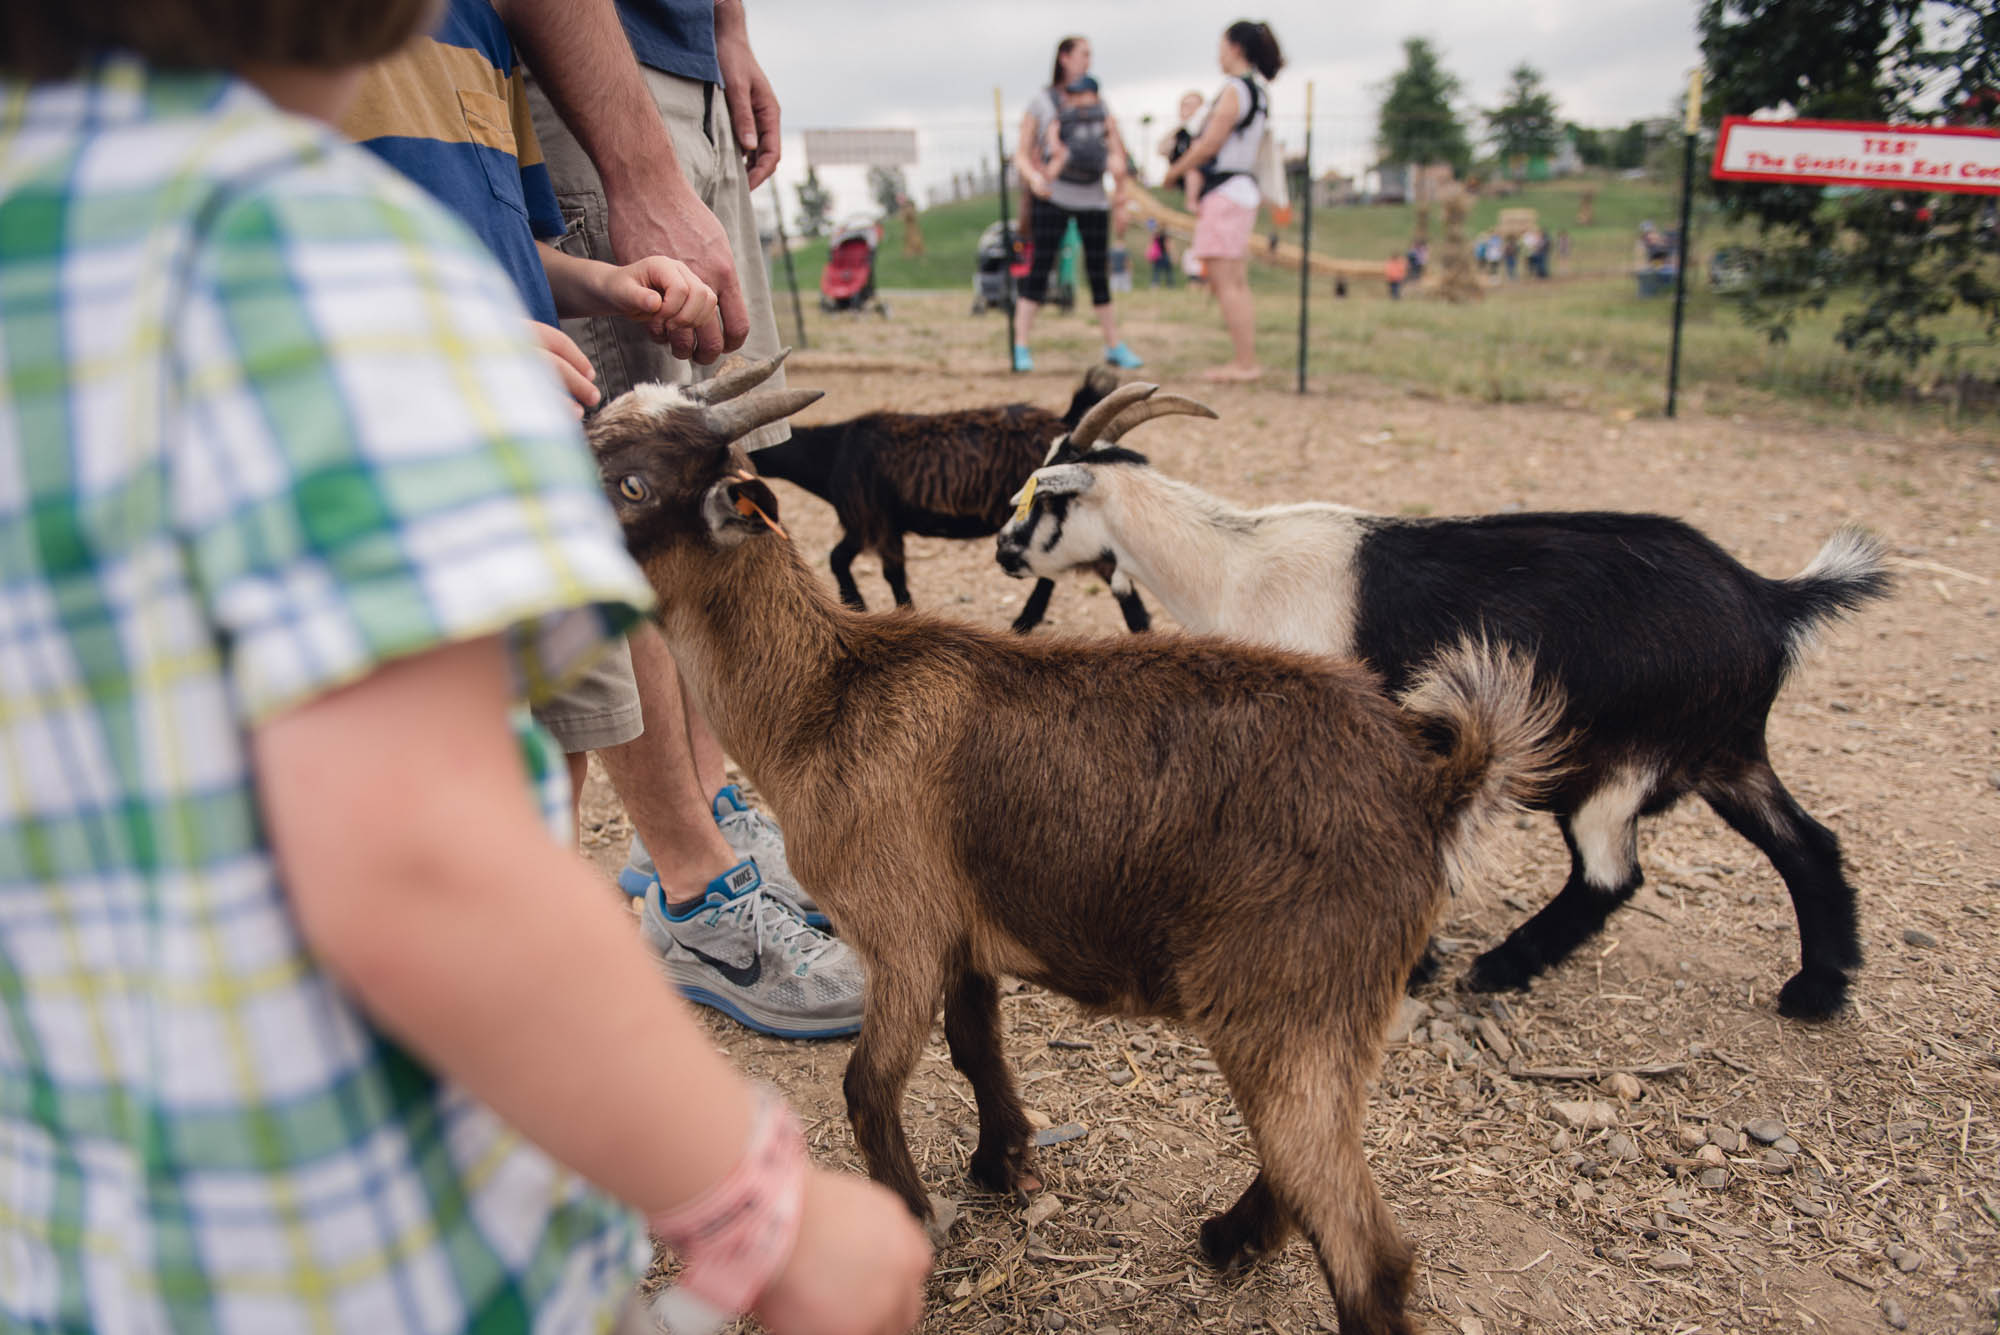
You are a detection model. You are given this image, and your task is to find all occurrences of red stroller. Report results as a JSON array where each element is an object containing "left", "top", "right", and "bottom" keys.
[{"left": 820, "top": 217, "right": 889, "bottom": 316}]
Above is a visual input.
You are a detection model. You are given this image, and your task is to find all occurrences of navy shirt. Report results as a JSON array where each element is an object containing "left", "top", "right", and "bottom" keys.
[{"left": 617, "top": 0, "right": 722, "bottom": 86}]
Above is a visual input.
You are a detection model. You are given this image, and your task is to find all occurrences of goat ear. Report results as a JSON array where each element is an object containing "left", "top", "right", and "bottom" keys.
[
  {"left": 702, "top": 473, "right": 788, "bottom": 543},
  {"left": 1029, "top": 464, "right": 1095, "bottom": 499}
]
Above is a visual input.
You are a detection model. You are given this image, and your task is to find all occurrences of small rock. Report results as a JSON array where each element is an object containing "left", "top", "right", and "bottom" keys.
[
  {"left": 1548, "top": 1128, "right": 1572, "bottom": 1153},
  {"left": 1708, "top": 1125, "right": 1743, "bottom": 1153},
  {"left": 1895, "top": 1249, "right": 1921, "bottom": 1274},
  {"left": 1789, "top": 1193, "right": 1828, "bottom": 1219},
  {"left": 1677, "top": 1125, "right": 1708, "bottom": 1151},
  {"left": 1773, "top": 1135, "right": 1801, "bottom": 1155},
  {"left": 1025, "top": 1194, "right": 1063, "bottom": 1229},
  {"left": 1651, "top": 1248, "right": 1694, "bottom": 1270},
  {"left": 1025, "top": 1108, "right": 1053, "bottom": 1131},
  {"left": 1603, "top": 1072, "right": 1643, "bottom": 1101},
  {"left": 1106, "top": 1067, "right": 1134, "bottom": 1087},
  {"left": 1607, "top": 1133, "right": 1642, "bottom": 1163},
  {"left": 1043, "top": 1313, "right": 1067, "bottom": 1333},
  {"left": 1696, "top": 1144, "right": 1728, "bottom": 1167},
  {"left": 1759, "top": 1148, "right": 1793, "bottom": 1174},
  {"left": 1457, "top": 1318, "right": 1486, "bottom": 1335},
  {"left": 1698, "top": 1167, "right": 1728, "bottom": 1189},
  {"left": 1550, "top": 1099, "right": 1619, "bottom": 1130},
  {"left": 926, "top": 1194, "right": 960, "bottom": 1241},
  {"left": 1475, "top": 1016, "right": 1514, "bottom": 1062},
  {"left": 1571, "top": 1181, "right": 1596, "bottom": 1206},
  {"left": 1746, "top": 1118, "right": 1788, "bottom": 1145},
  {"left": 1902, "top": 928, "right": 1937, "bottom": 948},
  {"left": 1881, "top": 1295, "right": 1908, "bottom": 1330},
  {"left": 978, "top": 1318, "right": 1007, "bottom": 1335},
  {"left": 1034, "top": 1122, "right": 1088, "bottom": 1147}
]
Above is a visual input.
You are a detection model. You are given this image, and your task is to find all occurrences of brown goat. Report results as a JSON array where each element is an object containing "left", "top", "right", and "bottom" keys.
[{"left": 589, "top": 358, "right": 1565, "bottom": 1335}]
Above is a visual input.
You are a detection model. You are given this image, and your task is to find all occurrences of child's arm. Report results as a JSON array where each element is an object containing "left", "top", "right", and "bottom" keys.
[
  {"left": 1041, "top": 118, "right": 1069, "bottom": 181},
  {"left": 537, "top": 244, "right": 719, "bottom": 361},
  {"left": 256, "top": 635, "right": 930, "bottom": 1330}
]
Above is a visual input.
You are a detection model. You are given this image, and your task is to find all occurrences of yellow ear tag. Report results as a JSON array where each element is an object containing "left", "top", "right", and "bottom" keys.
[{"left": 1011, "top": 474, "right": 1039, "bottom": 524}]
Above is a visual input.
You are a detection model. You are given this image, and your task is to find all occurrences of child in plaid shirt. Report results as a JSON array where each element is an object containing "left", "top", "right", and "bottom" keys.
[{"left": 0, "top": 4, "right": 929, "bottom": 1334}]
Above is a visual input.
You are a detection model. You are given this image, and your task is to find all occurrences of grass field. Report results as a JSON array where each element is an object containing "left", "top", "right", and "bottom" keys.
[{"left": 771, "top": 175, "right": 2000, "bottom": 427}]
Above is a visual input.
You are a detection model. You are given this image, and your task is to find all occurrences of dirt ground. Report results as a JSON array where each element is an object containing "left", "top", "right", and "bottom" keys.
[{"left": 578, "top": 336, "right": 2000, "bottom": 1335}]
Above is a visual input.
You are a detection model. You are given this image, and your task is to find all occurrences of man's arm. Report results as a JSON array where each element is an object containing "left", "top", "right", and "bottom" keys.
[
  {"left": 498, "top": 0, "right": 746, "bottom": 359},
  {"left": 712, "top": 0, "right": 781, "bottom": 190}
]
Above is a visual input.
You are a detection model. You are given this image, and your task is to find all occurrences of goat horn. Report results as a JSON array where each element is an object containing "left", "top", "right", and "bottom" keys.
[
  {"left": 699, "top": 386, "right": 824, "bottom": 446},
  {"left": 1100, "top": 394, "right": 1220, "bottom": 444},
  {"left": 683, "top": 349, "right": 793, "bottom": 405},
  {"left": 1068, "top": 381, "right": 1158, "bottom": 450}
]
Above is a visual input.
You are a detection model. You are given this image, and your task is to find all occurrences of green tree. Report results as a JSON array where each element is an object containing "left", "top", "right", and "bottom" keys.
[
  {"left": 867, "top": 165, "right": 909, "bottom": 218},
  {"left": 1700, "top": 0, "right": 2000, "bottom": 364},
  {"left": 793, "top": 165, "right": 832, "bottom": 238},
  {"left": 1377, "top": 37, "right": 1472, "bottom": 172},
  {"left": 1486, "top": 64, "right": 1562, "bottom": 167}
]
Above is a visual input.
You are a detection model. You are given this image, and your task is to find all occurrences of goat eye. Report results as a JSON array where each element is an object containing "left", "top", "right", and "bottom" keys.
[{"left": 617, "top": 476, "right": 648, "bottom": 502}]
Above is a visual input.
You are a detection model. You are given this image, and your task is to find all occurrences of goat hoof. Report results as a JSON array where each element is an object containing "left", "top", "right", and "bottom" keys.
[
  {"left": 1196, "top": 1216, "right": 1263, "bottom": 1273},
  {"left": 1464, "top": 945, "right": 1538, "bottom": 994},
  {"left": 1777, "top": 970, "right": 1850, "bottom": 1021},
  {"left": 1404, "top": 946, "right": 1443, "bottom": 993},
  {"left": 967, "top": 1144, "right": 1033, "bottom": 1197}
]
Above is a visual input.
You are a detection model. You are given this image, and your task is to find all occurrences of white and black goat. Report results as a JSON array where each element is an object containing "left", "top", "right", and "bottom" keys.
[
  {"left": 996, "top": 385, "right": 1893, "bottom": 1020},
  {"left": 590, "top": 357, "right": 1566, "bottom": 1335},
  {"left": 748, "top": 364, "right": 1148, "bottom": 632}
]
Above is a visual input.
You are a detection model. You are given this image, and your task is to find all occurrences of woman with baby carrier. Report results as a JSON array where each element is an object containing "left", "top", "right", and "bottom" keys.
[
  {"left": 1011, "top": 35, "right": 1144, "bottom": 373},
  {"left": 1163, "top": 19, "right": 1285, "bottom": 382}
]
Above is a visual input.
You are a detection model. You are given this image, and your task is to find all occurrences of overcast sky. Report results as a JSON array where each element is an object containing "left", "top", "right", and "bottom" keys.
[{"left": 745, "top": 0, "right": 1703, "bottom": 221}]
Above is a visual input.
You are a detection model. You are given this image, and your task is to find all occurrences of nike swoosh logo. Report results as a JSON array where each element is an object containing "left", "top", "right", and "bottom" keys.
[{"left": 684, "top": 943, "right": 762, "bottom": 988}]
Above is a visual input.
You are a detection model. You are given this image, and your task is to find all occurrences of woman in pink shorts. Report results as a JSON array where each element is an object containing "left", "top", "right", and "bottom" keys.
[{"left": 1163, "top": 20, "right": 1284, "bottom": 382}]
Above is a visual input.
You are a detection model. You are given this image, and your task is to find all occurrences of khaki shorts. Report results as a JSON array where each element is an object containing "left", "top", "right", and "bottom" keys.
[
  {"left": 526, "top": 69, "right": 792, "bottom": 449},
  {"left": 534, "top": 635, "right": 643, "bottom": 754}
]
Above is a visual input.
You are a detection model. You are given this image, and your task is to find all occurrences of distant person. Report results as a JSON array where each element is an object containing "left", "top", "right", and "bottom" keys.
[
  {"left": 1162, "top": 19, "right": 1285, "bottom": 382},
  {"left": 1556, "top": 228, "right": 1572, "bottom": 261},
  {"left": 1386, "top": 251, "right": 1409, "bottom": 299},
  {"left": 1158, "top": 90, "right": 1206, "bottom": 212},
  {"left": 1334, "top": 274, "right": 1349, "bottom": 298},
  {"left": 1503, "top": 231, "right": 1520, "bottom": 280},
  {"left": 1012, "top": 39, "right": 1145, "bottom": 372},
  {"left": 901, "top": 194, "right": 925, "bottom": 258},
  {"left": 1147, "top": 220, "right": 1177, "bottom": 286}
]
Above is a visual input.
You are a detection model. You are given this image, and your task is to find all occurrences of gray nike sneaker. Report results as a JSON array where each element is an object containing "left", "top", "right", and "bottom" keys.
[
  {"left": 621, "top": 785, "right": 830, "bottom": 930},
  {"left": 639, "top": 859, "right": 863, "bottom": 1039}
]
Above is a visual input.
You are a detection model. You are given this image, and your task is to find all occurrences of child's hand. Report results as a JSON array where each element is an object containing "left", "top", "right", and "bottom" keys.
[
  {"left": 598, "top": 256, "right": 720, "bottom": 362},
  {"left": 752, "top": 1168, "right": 931, "bottom": 1335},
  {"left": 529, "top": 321, "right": 597, "bottom": 416}
]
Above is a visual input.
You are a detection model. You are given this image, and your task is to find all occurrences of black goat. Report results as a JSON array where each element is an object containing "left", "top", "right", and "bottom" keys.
[
  {"left": 998, "top": 389, "right": 1895, "bottom": 1019},
  {"left": 749, "top": 366, "right": 1148, "bottom": 633}
]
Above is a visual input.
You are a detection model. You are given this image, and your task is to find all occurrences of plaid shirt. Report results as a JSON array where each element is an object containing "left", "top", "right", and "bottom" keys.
[{"left": 0, "top": 57, "right": 653, "bottom": 1333}]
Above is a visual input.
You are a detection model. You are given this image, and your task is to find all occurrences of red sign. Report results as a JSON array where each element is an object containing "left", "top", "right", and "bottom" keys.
[{"left": 1712, "top": 116, "right": 2000, "bottom": 195}]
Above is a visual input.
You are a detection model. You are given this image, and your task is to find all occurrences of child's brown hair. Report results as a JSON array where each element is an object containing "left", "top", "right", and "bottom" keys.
[{"left": 3, "top": 0, "right": 439, "bottom": 80}]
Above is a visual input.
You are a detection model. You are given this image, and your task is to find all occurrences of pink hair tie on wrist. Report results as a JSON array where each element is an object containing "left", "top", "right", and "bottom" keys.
[{"left": 648, "top": 1091, "right": 807, "bottom": 1335}]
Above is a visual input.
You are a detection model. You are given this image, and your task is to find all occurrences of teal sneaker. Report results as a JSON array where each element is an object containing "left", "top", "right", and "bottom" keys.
[
  {"left": 639, "top": 859, "right": 864, "bottom": 1039},
  {"left": 1104, "top": 342, "right": 1144, "bottom": 369},
  {"left": 1012, "top": 344, "right": 1034, "bottom": 372}
]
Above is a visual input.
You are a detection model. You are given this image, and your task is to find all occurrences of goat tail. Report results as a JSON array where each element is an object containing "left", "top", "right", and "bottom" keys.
[
  {"left": 1399, "top": 638, "right": 1568, "bottom": 899},
  {"left": 1775, "top": 526, "right": 1893, "bottom": 666}
]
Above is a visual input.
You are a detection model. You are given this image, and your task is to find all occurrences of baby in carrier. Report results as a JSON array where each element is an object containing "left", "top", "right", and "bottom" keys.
[{"left": 1043, "top": 76, "right": 1109, "bottom": 185}]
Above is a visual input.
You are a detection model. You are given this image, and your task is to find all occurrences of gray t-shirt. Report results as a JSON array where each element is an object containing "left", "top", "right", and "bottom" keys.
[{"left": 1026, "top": 88, "right": 1110, "bottom": 213}]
